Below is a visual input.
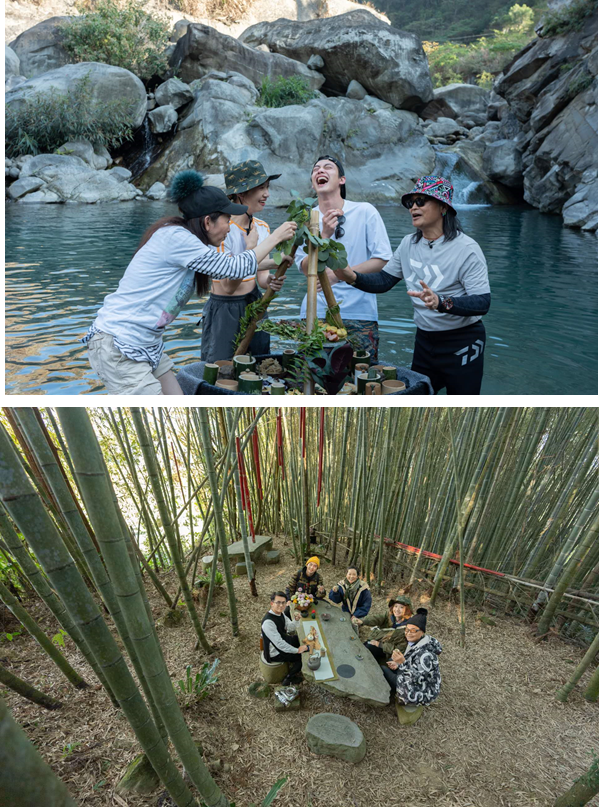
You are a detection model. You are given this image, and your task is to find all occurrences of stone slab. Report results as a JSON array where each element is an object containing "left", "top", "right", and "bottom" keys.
[
  {"left": 305, "top": 713, "right": 366, "bottom": 763},
  {"left": 395, "top": 702, "right": 424, "bottom": 725},
  {"left": 298, "top": 599, "right": 389, "bottom": 707},
  {"left": 202, "top": 534, "right": 273, "bottom": 569},
  {"left": 235, "top": 562, "right": 248, "bottom": 576},
  {"left": 265, "top": 549, "right": 281, "bottom": 565}
]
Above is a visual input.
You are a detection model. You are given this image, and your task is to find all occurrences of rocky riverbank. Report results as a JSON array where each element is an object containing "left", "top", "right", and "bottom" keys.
[{"left": 5, "top": 0, "right": 597, "bottom": 230}]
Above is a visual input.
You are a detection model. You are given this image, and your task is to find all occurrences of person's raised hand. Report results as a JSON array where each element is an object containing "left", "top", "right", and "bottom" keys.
[
  {"left": 266, "top": 274, "right": 286, "bottom": 292},
  {"left": 294, "top": 611, "right": 301, "bottom": 621},
  {"left": 321, "top": 208, "right": 344, "bottom": 239},
  {"left": 391, "top": 650, "right": 405, "bottom": 665},
  {"left": 273, "top": 220, "right": 297, "bottom": 244},
  {"left": 407, "top": 280, "right": 439, "bottom": 310},
  {"left": 243, "top": 221, "right": 258, "bottom": 250}
]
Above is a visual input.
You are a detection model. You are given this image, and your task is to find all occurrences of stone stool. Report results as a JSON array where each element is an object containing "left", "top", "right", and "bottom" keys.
[
  {"left": 259, "top": 652, "right": 288, "bottom": 685},
  {"left": 395, "top": 702, "right": 424, "bottom": 725}
]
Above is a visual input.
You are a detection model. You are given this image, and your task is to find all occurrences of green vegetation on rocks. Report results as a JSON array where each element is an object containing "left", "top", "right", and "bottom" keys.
[
  {"left": 258, "top": 75, "right": 317, "bottom": 108},
  {"left": 60, "top": 0, "right": 171, "bottom": 82},
  {"left": 542, "top": 0, "right": 598, "bottom": 36},
  {"left": 5, "top": 74, "right": 134, "bottom": 157}
]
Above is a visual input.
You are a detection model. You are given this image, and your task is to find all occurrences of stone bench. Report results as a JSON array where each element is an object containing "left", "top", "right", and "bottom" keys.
[
  {"left": 259, "top": 652, "right": 288, "bottom": 685},
  {"left": 306, "top": 713, "right": 366, "bottom": 763},
  {"left": 202, "top": 534, "right": 273, "bottom": 571},
  {"left": 395, "top": 702, "right": 424, "bottom": 725}
]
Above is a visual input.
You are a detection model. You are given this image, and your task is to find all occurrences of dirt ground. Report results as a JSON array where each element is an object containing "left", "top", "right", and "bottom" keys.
[{"left": 2, "top": 535, "right": 598, "bottom": 807}]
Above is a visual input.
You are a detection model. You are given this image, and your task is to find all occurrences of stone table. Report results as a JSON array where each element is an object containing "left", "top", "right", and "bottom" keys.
[
  {"left": 202, "top": 534, "right": 273, "bottom": 570},
  {"left": 295, "top": 598, "right": 389, "bottom": 708}
]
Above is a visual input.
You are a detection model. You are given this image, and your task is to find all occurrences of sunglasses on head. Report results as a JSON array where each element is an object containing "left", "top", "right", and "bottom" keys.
[
  {"left": 334, "top": 215, "right": 346, "bottom": 240},
  {"left": 405, "top": 196, "right": 430, "bottom": 209}
]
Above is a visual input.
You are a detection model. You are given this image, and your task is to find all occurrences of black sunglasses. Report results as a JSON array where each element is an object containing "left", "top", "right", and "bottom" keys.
[
  {"left": 334, "top": 215, "right": 346, "bottom": 240},
  {"left": 405, "top": 196, "right": 429, "bottom": 209}
]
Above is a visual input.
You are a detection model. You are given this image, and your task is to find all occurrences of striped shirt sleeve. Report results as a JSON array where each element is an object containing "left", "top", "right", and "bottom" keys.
[{"left": 169, "top": 226, "right": 258, "bottom": 279}]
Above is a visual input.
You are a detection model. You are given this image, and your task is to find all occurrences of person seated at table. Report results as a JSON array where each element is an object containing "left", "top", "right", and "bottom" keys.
[
  {"left": 329, "top": 566, "right": 372, "bottom": 619},
  {"left": 382, "top": 608, "right": 442, "bottom": 706},
  {"left": 353, "top": 595, "right": 413, "bottom": 663},
  {"left": 261, "top": 591, "right": 309, "bottom": 686},
  {"left": 286, "top": 556, "right": 326, "bottom": 602}
]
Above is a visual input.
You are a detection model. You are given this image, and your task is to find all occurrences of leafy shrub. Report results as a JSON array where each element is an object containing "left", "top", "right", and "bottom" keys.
[
  {"left": 258, "top": 76, "right": 317, "bottom": 108},
  {"left": 61, "top": 0, "right": 171, "bottom": 81},
  {"left": 0, "top": 630, "right": 22, "bottom": 643},
  {"left": 541, "top": 0, "right": 598, "bottom": 37},
  {"left": 5, "top": 74, "right": 134, "bottom": 158},
  {"left": 567, "top": 71, "right": 594, "bottom": 98},
  {"left": 197, "top": 570, "right": 224, "bottom": 587},
  {"left": 0, "top": 551, "right": 23, "bottom": 593},
  {"left": 177, "top": 659, "right": 220, "bottom": 701}
]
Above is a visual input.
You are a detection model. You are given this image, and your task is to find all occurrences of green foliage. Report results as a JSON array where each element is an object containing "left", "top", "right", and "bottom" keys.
[
  {"left": 567, "top": 71, "right": 594, "bottom": 97},
  {"left": 176, "top": 659, "right": 220, "bottom": 701},
  {"left": 258, "top": 76, "right": 317, "bottom": 108},
  {"left": 60, "top": 0, "right": 171, "bottom": 81},
  {"left": 51, "top": 629, "right": 69, "bottom": 648},
  {"left": 197, "top": 571, "right": 224, "bottom": 587},
  {"left": 5, "top": 74, "right": 134, "bottom": 158},
  {"left": 541, "top": 0, "right": 597, "bottom": 36},
  {"left": 0, "top": 552, "right": 24, "bottom": 593},
  {"left": 423, "top": 15, "right": 537, "bottom": 87},
  {"left": 205, "top": 776, "right": 288, "bottom": 807},
  {"left": 0, "top": 630, "right": 22, "bottom": 643},
  {"left": 62, "top": 741, "right": 82, "bottom": 758}
]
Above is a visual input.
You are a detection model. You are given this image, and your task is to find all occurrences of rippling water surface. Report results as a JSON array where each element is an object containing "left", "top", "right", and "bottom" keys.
[{"left": 5, "top": 201, "right": 597, "bottom": 395}]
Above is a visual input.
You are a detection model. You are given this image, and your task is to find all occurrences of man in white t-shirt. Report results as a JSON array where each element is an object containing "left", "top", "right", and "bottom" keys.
[{"left": 295, "top": 155, "right": 393, "bottom": 362}]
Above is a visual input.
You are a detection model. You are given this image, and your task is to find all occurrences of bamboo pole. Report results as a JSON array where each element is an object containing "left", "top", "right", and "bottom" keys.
[
  {"left": 0, "top": 663, "right": 63, "bottom": 710},
  {"left": 304, "top": 208, "right": 320, "bottom": 395},
  {"left": 0, "top": 422, "right": 199, "bottom": 807},
  {"left": 234, "top": 245, "right": 299, "bottom": 357},
  {"left": 555, "top": 629, "right": 599, "bottom": 702}
]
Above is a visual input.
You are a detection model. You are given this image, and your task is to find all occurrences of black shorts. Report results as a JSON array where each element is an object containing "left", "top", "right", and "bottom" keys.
[
  {"left": 412, "top": 320, "right": 486, "bottom": 395},
  {"left": 200, "top": 286, "right": 270, "bottom": 363}
]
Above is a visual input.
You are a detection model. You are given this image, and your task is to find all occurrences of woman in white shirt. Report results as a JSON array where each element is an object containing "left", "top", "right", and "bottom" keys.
[
  {"left": 201, "top": 160, "right": 293, "bottom": 363},
  {"left": 83, "top": 170, "right": 296, "bottom": 395}
]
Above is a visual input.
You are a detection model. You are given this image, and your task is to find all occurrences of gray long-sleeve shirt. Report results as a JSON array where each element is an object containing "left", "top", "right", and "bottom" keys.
[{"left": 262, "top": 610, "right": 299, "bottom": 656}]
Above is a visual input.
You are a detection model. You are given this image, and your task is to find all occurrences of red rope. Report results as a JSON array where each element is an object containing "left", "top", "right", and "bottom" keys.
[
  {"left": 379, "top": 535, "right": 506, "bottom": 577},
  {"left": 317, "top": 407, "right": 325, "bottom": 507}
]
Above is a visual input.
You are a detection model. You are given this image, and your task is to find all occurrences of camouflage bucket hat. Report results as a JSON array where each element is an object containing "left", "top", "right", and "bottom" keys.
[
  {"left": 401, "top": 175, "right": 457, "bottom": 215},
  {"left": 388, "top": 595, "right": 413, "bottom": 611},
  {"left": 224, "top": 160, "right": 281, "bottom": 196}
]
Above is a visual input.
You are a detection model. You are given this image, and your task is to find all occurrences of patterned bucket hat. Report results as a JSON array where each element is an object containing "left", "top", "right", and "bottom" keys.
[
  {"left": 224, "top": 160, "right": 281, "bottom": 196},
  {"left": 401, "top": 175, "right": 456, "bottom": 215}
]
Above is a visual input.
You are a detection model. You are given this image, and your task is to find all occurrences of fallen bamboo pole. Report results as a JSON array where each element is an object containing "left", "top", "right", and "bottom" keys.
[{"left": 234, "top": 244, "right": 299, "bottom": 357}]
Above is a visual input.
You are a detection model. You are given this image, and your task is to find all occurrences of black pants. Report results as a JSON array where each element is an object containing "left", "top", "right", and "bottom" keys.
[
  {"left": 364, "top": 641, "right": 387, "bottom": 663},
  {"left": 270, "top": 635, "right": 302, "bottom": 679},
  {"left": 412, "top": 320, "right": 486, "bottom": 395},
  {"left": 382, "top": 665, "right": 399, "bottom": 691}
]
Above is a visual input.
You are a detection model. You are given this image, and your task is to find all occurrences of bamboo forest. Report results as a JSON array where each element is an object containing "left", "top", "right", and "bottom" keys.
[{"left": 0, "top": 406, "right": 597, "bottom": 807}]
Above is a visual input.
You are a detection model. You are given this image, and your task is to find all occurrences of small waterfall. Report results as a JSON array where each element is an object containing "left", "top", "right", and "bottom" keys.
[
  {"left": 433, "top": 147, "right": 491, "bottom": 208},
  {"left": 126, "top": 118, "right": 159, "bottom": 178}
]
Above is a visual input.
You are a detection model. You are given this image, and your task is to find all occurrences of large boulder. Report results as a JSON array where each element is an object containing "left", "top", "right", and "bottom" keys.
[
  {"left": 5, "top": 62, "right": 147, "bottom": 130},
  {"left": 154, "top": 77, "right": 194, "bottom": 110},
  {"left": 433, "top": 83, "right": 491, "bottom": 118},
  {"left": 20, "top": 154, "right": 91, "bottom": 182},
  {"left": 170, "top": 23, "right": 325, "bottom": 92},
  {"left": 305, "top": 714, "right": 366, "bottom": 763},
  {"left": 9, "top": 17, "right": 72, "bottom": 79},
  {"left": 6, "top": 177, "right": 45, "bottom": 200},
  {"left": 148, "top": 105, "right": 178, "bottom": 133},
  {"left": 239, "top": 11, "right": 434, "bottom": 111},
  {"left": 5, "top": 46, "right": 20, "bottom": 79},
  {"left": 139, "top": 76, "right": 435, "bottom": 205},
  {"left": 561, "top": 170, "right": 597, "bottom": 230},
  {"left": 55, "top": 140, "right": 112, "bottom": 170},
  {"left": 482, "top": 140, "right": 523, "bottom": 186}
]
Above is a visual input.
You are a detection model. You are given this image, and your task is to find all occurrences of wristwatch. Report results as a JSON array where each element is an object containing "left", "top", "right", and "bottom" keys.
[{"left": 437, "top": 295, "right": 454, "bottom": 312}]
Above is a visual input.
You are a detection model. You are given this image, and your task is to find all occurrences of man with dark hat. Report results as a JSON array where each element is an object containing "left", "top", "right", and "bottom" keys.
[
  {"left": 201, "top": 160, "right": 294, "bottom": 362},
  {"left": 382, "top": 608, "right": 442, "bottom": 705},
  {"left": 353, "top": 595, "right": 414, "bottom": 662},
  {"left": 294, "top": 155, "right": 393, "bottom": 362}
]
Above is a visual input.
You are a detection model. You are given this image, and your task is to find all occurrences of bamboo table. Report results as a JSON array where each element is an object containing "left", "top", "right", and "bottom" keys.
[{"left": 294, "top": 598, "right": 390, "bottom": 707}]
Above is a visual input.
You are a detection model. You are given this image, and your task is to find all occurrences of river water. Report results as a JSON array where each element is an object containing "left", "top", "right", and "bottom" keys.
[{"left": 5, "top": 199, "right": 597, "bottom": 395}]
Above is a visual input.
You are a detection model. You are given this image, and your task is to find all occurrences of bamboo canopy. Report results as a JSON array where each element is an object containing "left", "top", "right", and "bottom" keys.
[{"left": 0, "top": 407, "right": 597, "bottom": 806}]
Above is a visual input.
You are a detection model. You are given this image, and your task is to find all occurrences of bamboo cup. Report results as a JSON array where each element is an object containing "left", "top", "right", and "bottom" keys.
[
  {"left": 270, "top": 382, "right": 286, "bottom": 395},
  {"left": 238, "top": 372, "right": 262, "bottom": 394},
  {"left": 382, "top": 366, "right": 397, "bottom": 380},
  {"left": 365, "top": 382, "right": 382, "bottom": 395},
  {"left": 351, "top": 350, "right": 370, "bottom": 371},
  {"left": 233, "top": 355, "right": 256, "bottom": 379},
  {"left": 202, "top": 363, "right": 219, "bottom": 385},
  {"left": 281, "top": 349, "right": 296, "bottom": 371},
  {"left": 357, "top": 373, "right": 369, "bottom": 394},
  {"left": 215, "top": 379, "right": 239, "bottom": 391},
  {"left": 354, "top": 363, "right": 369, "bottom": 385},
  {"left": 382, "top": 379, "right": 406, "bottom": 394},
  {"left": 215, "top": 359, "right": 233, "bottom": 370}
]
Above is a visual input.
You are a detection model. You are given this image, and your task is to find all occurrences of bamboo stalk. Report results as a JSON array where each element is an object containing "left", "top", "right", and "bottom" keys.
[
  {"left": 0, "top": 663, "right": 62, "bottom": 710},
  {"left": 304, "top": 208, "right": 320, "bottom": 395}
]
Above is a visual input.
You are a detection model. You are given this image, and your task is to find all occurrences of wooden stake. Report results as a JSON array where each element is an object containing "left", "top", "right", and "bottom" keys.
[{"left": 304, "top": 208, "right": 320, "bottom": 394}]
